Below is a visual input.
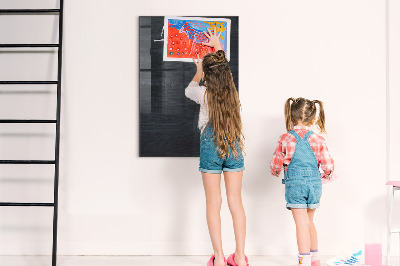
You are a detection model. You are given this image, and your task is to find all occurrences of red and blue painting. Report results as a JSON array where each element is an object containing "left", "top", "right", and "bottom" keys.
[{"left": 163, "top": 16, "right": 231, "bottom": 62}]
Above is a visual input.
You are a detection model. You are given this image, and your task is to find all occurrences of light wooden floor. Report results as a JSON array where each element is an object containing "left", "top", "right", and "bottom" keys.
[
  {"left": 0, "top": 255, "right": 396, "bottom": 266},
  {"left": 0, "top": 255, "right": 320, "bottom": 266}
]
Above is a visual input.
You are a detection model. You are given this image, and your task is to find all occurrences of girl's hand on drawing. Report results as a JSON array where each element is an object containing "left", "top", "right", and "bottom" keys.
[
  {"left": 192, "top": 54, "right": 203, "bottom": 83},
  {"left": 202, "top": 28, "right": 223, "bottom": 51}
]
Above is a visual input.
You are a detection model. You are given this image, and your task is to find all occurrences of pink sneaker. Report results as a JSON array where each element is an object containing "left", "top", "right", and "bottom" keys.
[
  {"left": 227, "top": 253, "right": 249, "bottom": 266},
  {"left": 207, "top": 254, "right": 227, "bottom": 266},
  {"left": 311, "top": 260, "right": 321, "bottom": 266}
]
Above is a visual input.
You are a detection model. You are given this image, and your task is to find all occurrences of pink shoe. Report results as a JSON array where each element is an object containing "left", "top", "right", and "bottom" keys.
[
  {"left": 207, "top": 254, "right": 227, "bottom": 266},
  {"left": 311, "top": 260, "right": 321, "bottom": 266},
  {"left": 227, "top": 253, "right": 249, "bottom": 266}
]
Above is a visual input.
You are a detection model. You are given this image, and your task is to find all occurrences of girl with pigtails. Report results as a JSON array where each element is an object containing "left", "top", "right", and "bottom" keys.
[{"left": 270, "top": 98, "right": 335, "bottom": 266}]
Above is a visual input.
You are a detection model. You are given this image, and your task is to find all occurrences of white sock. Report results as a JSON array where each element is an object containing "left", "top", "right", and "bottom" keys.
[
  {"left": 311, "top": 250, "right": 319, "bottom": 262},
  {"left": 298, "top": 254, "right": 311, "bottom": 266}
]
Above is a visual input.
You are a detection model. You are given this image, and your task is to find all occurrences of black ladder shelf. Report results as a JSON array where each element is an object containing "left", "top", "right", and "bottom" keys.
[{"left": 0, "top": 2, "right": 63, "bottom": 266}]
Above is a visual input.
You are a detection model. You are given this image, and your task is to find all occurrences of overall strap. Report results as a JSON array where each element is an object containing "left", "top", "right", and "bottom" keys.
[
  {"left": 284, "top": 129, "right": 320, "bottom": 181},
  {"left": 303, "top": 130, "right": 314, "bottom": 140},
  {"left": 288, "top": 130, "right": 301, "bottom": 141}
]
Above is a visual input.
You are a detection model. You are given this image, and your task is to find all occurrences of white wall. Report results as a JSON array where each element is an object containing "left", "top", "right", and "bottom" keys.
[
  {"left": 0, "top": 0, "right": 389, "bottom": 257},
  {"left": 388, "top": 0, "right": 400, "bottom": 257}
]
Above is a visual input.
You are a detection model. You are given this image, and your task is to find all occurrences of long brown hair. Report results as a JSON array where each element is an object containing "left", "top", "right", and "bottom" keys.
[
  {"left": 202, "top": 50, "right": 244, "bottom": 158},
  {"left": 284, "top": 97, "right": 326, "bottom": 133}
]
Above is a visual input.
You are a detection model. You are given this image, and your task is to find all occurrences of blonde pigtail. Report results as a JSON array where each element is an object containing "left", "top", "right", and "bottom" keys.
[
  {"left": 313, "top": 100, "right": 326, "bottom": 133},
  {"left": 285, "top": 98, "right": 295, "bottom": 131}
]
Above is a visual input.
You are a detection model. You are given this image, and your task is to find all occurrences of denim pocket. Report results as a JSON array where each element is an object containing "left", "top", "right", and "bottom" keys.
[
  {"left": 285, "top": 181, "right": 303, "bottom": 203},
  {"left": 312, "top": 182, "right": 322, "bottom": 202}
]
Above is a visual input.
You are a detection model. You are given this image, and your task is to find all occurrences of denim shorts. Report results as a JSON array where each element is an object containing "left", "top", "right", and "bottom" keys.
[
  {"left": 285, "top": 178, "right": 322, "bottom": 209},
  {"left": 199, "top": 126, "right": 244, "bottom": 174}
]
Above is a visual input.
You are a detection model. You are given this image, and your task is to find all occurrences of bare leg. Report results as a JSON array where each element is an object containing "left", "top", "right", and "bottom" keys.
[
  {"left": 307, "top": 209, "right": 318, "bottom": 251},
  {"left": 224, "top": 171, "right": 247, "bottom": 266},
  {"left": 291, "top": 208, "right": 311, "bottom": 254},
  {"left": 202, "top": 172, "right": 225, "bottom": 266}
]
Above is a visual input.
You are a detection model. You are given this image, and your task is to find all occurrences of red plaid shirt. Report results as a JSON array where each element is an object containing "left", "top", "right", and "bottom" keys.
[{"left": 270, "top": 126, "right": 334, "bottom": 179}]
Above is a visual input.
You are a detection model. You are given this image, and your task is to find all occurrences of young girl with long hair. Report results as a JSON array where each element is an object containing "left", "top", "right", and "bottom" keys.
[
  {"left": 185, "top": 29, "right": 248, "bottom": 266},
  {"left": 270, "top": 98, "right": 335, "bottom": 266}
]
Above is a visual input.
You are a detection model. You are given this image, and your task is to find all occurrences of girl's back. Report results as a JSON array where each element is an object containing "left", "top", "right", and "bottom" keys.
[{"left": 270, "top": 126, "right": 334, "bottom": 179}]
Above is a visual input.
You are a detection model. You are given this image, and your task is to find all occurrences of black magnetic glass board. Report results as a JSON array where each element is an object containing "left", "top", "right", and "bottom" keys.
[{"left": 139, "top": 16, "right": 239, "bottom": 157}]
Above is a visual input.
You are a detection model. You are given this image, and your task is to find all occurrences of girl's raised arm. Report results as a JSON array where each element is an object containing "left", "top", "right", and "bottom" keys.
[{"left": 191, "top": 54, "right": 202, "bottom": 83}]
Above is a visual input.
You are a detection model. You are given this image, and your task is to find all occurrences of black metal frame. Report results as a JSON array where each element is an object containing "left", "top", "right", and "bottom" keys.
[{"left": 0, "top": 1, "right": 63, "bottom": 265}]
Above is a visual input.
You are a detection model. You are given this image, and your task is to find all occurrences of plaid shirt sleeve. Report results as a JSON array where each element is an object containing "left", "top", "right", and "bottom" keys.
[
  {"left": 270, "top": 135, "right": 286, "bottom": 177},
  {"left": 317, "top": 135, "right": 335, "bottom": 179}
]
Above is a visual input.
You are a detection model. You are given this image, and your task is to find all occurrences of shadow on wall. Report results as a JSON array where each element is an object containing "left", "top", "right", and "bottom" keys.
[
  {"left": 163, "top": 157, "right": 205, "bottom": 254},
  {"left": 243, "top": 115, "right": 292, "bottom": 254},
  {"left": 365, "top": 195, "right": 386, "bottom": 227},
  {"left": 364, "top": 194, "right": 387, "bottom": 246}
]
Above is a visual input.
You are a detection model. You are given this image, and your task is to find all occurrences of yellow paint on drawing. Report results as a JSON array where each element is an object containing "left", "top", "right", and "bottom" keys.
[{"left": 204, "top": 21, "right": 226, "bottom": 40}]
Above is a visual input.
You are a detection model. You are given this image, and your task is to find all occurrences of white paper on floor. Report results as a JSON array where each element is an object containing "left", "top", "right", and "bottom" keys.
[{"left": 326, "top": 249, "right": 364, "bottom": 266}]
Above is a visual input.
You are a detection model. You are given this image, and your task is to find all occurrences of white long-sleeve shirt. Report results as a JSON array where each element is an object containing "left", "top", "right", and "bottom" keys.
[{"left": 185, "top": 81, "right": 209, "bottom": 132}]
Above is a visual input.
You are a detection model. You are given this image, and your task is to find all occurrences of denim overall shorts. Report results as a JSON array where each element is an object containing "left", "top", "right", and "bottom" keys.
[
  {"left": 283, "top": 130, "right": 322, "bottom": 210},
  {"left": 199, "top": 124, "right": 245, "bottom": 174}
]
